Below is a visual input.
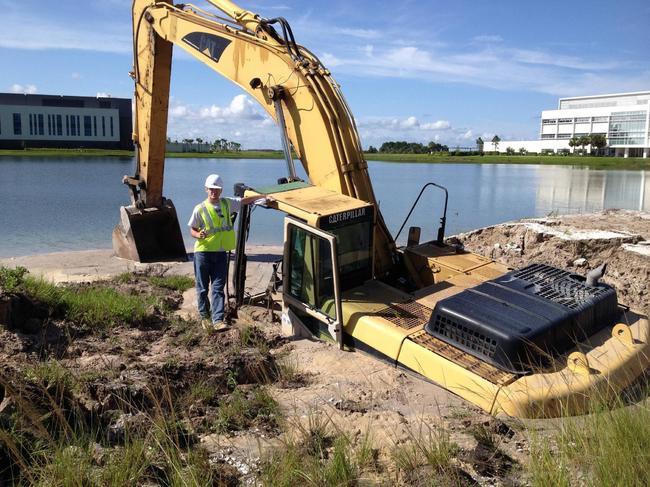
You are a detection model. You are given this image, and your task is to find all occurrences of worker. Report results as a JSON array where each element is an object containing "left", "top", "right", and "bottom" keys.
[{"left": 188, "top": 174, "right": 270, "bottom": 330}]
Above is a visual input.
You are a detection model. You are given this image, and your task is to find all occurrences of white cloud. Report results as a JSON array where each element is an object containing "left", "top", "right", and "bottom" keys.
[
  {"left": 10, "top": 83, "right": 37, "bottom": 94},
  {"left": 400, "top": 116, "right": 419, "bottom": 128},
  {"left": 421, "top": 120, "right": 451, "bottom": 130},
  {"left": 462, "top": 130, "right": 473, "bottom": 140},
  {"left": 166, "top": 95, "right": 274, "bottom": 148},
  {"left": 333, "top": 27, "right": 380, "bottom": 40},
  {"left": 96, "top": 92, "right": 110, "bottom": 98}
]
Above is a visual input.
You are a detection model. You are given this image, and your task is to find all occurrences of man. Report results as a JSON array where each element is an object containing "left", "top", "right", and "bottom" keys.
[{"left": 188, "top": 174, "right": 270, "bottom": 330}]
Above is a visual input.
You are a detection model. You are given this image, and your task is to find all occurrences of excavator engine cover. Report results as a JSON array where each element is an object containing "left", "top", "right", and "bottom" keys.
[
  {"left": 112, "top": 199, "right": 187, "bottom": 262},
  {"left": 425, "top": 263, "right": 618, "bottom": 373}
]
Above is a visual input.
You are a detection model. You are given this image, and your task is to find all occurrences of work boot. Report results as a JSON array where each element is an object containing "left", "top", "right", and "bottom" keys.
[
  {"left": 201, "top": 318, "right": 212, "bottom": 331},
  {"left": 213, "top": 320, "right": 229, "bottom": 331}
]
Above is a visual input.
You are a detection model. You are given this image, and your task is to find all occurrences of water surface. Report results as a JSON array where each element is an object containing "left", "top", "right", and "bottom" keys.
[{"left": 0, "top": 157, "right": 647, "bottom": 257}]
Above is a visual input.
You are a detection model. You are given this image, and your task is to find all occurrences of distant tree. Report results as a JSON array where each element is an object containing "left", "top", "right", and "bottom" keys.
[
  {"left": 518, "top": 147, "right": 528, "bottom": 155},
  {"left": 196, "top": 137, "right": 203, "bottom": 145},
  {"left": 506, "top": 147, "right": 515, "bottom": 155},
  {"left": 578, "top": 135, "right": 591, "bottom": 153},
  {"left": 590, "top": 134, "right": 607, "bottom": 155},
  {"left": 230, "top": 142, "right": 242, "bottom": 152},
  {"left": 475, "top": 137, "right": 484, "bottom": 152},
  {"left": 367, "top": 145, "right": 378, "bottom": 153},
  {"left": 491, "top": 135, "right": 501, "bottom": 153},
  {"left": 568, "top": 136, "right": 580, "bottom": 153}
]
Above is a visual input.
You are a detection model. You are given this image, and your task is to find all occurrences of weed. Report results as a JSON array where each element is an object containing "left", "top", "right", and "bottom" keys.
[
  {"left": 213, "top": 386, "right": 279, "bottom": 433},
  {"left": 0, "top": 266, "right": 28, "bottom": 292},
  {"left": 146, "top": 275, "right": 195, "bottom": 292},
  {"left": 392, "top": 422, "right": 460, "bottom": 484},
  {"left": 21, "top": 276, "right": 162, "bottom": 330}
]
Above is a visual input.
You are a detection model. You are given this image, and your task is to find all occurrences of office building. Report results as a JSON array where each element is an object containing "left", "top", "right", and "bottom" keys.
[
  {"left": 495, "top": 91, "right": 650, "bottom": 158},
  {"left": 0, "top": 92, "right": 133, "bottom": 150}
]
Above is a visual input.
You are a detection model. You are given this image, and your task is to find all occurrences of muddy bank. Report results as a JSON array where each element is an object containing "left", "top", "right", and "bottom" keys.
[{"left": 449, "top": 209, "right": 650, "bottom": 314}]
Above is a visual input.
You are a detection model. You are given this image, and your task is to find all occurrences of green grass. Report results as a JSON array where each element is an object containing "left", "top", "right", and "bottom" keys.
[
  {"left": 145, "top": 275, "right": 194, "bottom": 291},
  {"left": 527, "top": 399, "right": 650, "bottom": 486},
  {"left": 2, "top": 147, "right": 646, "bottom": 169},
  {"left": 365, "top": 152, "right": 650, "bottom": 169},
  {"left": 212, "top": 386, "right": 279, "bottom": 433},
  {"left": 22, "top": 277, "right": 161, "bottom": 329}
]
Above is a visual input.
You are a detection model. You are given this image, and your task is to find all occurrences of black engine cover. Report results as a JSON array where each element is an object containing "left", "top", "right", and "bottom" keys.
[{"left": 425, "top": 263, "right": 618, "bottom": 373}]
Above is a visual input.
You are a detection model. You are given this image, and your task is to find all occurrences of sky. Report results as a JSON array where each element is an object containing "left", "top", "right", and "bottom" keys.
[{"left": 1, "top": 0, "right": 648, "bottom": 150}]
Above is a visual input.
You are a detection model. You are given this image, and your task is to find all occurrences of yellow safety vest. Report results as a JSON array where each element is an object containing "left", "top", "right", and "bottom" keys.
[{"left": 194, "top": 198, "right": 236, "bottom": 252}]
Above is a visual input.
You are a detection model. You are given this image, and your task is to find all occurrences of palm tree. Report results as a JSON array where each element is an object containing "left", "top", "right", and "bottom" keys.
[
  {"left": 476, "top": 137, "right": 484, "bottom": 152},
  {"left": 578, "top": 135, "right": 591, "bottom": 154},
  {"left": 568, "top": 136, "right": 580, "bottom": 154},
  {"left": 590, "top": 134, "right": 607, "bottom": 156},
  {"left": 491, "top": 135, "right": 501, "bottom": 153}
]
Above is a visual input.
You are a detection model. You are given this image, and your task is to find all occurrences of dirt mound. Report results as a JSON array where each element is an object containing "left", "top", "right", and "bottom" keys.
[{"left": 449, "top": 209, "right": 650, "bottom": 313}]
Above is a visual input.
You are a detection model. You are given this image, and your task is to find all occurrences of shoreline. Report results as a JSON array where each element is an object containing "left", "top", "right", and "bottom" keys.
[
  {"left": 0, "top": 245, "right": 283, "bottom": 284},
  {"left": 1, "top": 148, "right": 648, "bottom": 169}
]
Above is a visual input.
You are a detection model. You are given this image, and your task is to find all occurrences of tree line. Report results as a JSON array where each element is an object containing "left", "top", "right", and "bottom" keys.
[
  {"left": 366, "top": 141, "right": 450, "bottom": 154},
  {"left": 166, "top": 137, "right": 242, "bottom": 152}
]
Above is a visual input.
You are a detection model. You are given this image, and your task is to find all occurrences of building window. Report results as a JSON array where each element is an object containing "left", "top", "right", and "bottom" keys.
[
  {"left": 84, "top": 115, "right": 92, "bottom": 136},
  {"left": 541, "top": 134, "right": 556, "bottom": 139},
  {"left": 29, "top": 114, "right": 33, "bottom": 135},
  {"left": 93, "top": 116, "right": 97, "bottom": 136},
  {"left": 557, "top": 134, "right": 571, "bottom": 139},
  {"left": 37, "top": 114, "right": 44, "bottom": 135},
  {"left": 593, "top": 116, "right": 608, "bottom": 122},
  {"left": 76, "top": 116, "right": 80, "bottom": 136},
  {"left": 608, "top": 111, "right": 646, "bottom": 146},
  {"left": 13, "top": 113, "right": 22, "bottom": 135},
  {"left": 558, "top": 118, "right": 573, "bottom": 124},
  {"left": 65, "top": 115, "right": 70, "bottom": 136},
  {"left": 110, "top": 117, "right": 114, "bottom": 137},
  {"left": 102, "top": 117, "right": 106, "bottom": 136},
  {"left": 575, "top": 117, "right": 590, "bottom": 123},
  {"left": 70, "top": 115, "right": 76, "bottom": 136},
  {"left": 56, "top": 115, "right": 63, "bottom": 136},
  {"left": 542, "top": 119, "right": 557, "bottom": 124}
]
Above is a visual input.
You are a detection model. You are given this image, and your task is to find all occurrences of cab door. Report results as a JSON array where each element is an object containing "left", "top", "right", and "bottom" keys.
[{"left": 283, "top": 217, "right": 343, "bottom": 349}]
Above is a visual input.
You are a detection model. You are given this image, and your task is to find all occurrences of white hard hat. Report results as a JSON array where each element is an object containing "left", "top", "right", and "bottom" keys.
[{"left": 204, "top": 174, "right": 223, "bottom": 189}]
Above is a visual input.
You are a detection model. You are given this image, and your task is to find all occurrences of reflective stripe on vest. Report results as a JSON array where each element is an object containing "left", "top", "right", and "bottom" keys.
[{"left": 194, "top": 198, "right": 236, "bottom": 252}]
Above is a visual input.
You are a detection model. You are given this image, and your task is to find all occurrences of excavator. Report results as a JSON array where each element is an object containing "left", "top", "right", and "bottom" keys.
[{"left": 113, "top": 0, "right": 650, "bottom": 418}]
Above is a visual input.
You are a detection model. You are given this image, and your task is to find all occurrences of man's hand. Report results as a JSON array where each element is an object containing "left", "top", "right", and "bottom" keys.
[{"left": 199, "top": 229, "right": 207, "bottom": 239}]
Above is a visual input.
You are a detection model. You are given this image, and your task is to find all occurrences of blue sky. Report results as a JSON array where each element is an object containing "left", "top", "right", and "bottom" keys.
[{"left": 1, "top": 0, "right": 648, "bottom": 149}]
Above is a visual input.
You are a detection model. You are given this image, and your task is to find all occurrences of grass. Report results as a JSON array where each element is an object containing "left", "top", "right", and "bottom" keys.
[
  {"left": 527, "top": 400, "right": 650, "bottom": 486},
  {"left": 2, "top": 147, "right": 647, "bottom": 169},
  {"left": 212, "top": 386, "right": 279, "bottom": 433},
  {"left": 1, "top": 266, "right": 188, "bottom": 331},
  {"left": 22, "top": 276, "right": 161, "bottom": 329}
]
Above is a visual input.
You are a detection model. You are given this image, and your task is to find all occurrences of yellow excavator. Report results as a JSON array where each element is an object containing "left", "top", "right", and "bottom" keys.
[{"left": 113, "top": 0, "right": 650, "bottom": 418}]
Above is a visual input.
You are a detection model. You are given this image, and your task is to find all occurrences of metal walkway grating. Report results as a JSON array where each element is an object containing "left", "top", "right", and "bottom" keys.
[
  {"left": 375, "top": 301, "right": 431, "bottom": 330},
  {"left": 410, "top": 331, "right": 518, "bottom": 385}
]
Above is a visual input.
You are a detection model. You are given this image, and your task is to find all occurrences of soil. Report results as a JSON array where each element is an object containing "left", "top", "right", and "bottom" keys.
[{"left": 1, "top": 210, "right": 648, "bottom": 485}]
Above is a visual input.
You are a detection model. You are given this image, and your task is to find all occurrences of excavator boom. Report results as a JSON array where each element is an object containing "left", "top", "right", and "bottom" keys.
[{"left": 114, "top": 0, "right": 396, "bottom": 273}]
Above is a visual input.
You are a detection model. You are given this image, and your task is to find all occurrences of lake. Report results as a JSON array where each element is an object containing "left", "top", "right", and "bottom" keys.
[{"left": 0, "top": 156, "right": 648, "bottom": 258}]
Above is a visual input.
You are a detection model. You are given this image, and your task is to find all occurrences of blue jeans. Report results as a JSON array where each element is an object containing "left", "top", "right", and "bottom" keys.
[{"left": 193, "top": 251, "right": 228, "bottom": 323}]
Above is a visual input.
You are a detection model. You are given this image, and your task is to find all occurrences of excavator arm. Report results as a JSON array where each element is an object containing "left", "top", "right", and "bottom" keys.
[{"left": 113, "top": 0, "right": 396, "bottom": 275}]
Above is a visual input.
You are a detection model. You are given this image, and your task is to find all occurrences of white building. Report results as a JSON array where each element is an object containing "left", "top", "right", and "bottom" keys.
[{"left": 495, "top": 91, "right": 650, "bottom": 158}]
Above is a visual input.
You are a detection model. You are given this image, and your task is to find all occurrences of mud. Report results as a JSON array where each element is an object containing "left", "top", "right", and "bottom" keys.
[{"left": 1, "top": 210, "right": 648, "bottom": 485}]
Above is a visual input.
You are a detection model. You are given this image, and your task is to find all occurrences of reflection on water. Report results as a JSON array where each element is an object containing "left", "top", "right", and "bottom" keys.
[
  {"left": 535, "top": 167, "right": 649, "bottom": 215},
  {"left": 0, "top": 157, "right": 647, "bottom": 257}
]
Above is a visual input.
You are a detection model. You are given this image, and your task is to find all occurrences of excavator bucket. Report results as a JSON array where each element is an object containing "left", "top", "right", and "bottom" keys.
[{"left": 112, "top": 199, "right": 187, "bottom": 262}]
